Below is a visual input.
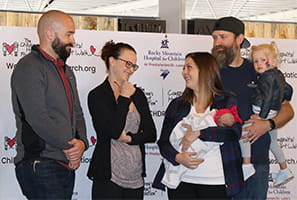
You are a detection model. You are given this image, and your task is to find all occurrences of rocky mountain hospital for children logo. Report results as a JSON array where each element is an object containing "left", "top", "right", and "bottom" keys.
[
  {"left": 161, "top": 34, "right": 169, "bottom": 49},
  {"left": 160, "top": 69, "right": 170, "bottom": 80}
]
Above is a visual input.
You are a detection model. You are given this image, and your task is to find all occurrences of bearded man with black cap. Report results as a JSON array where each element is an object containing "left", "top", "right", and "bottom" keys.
[{"left": 211, "top": 16, "right": 294, "bottom": 200}]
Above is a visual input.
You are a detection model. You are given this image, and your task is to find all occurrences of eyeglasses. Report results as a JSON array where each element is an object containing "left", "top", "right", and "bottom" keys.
[{"left": 117, "top": 58, "right": 139, "bottom": 71}]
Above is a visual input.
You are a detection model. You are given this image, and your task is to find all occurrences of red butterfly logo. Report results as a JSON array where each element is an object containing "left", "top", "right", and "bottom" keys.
[
  {"left": 7, "top": 137, "right": 16, "bottom": 148},
  {"left": 4, "top": 137, "right": 17, "bottom": 150},
  {"left": 5, "top": 44, "right": 16, "bottom": 53},
  {"left": 3, "top": 42, "right": 19, "bottom": 56}
]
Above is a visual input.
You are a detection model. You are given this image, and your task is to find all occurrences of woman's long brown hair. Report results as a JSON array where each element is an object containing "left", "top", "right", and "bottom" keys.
[{"left": 182, "top": 52, "right": 224, "bottom": 107}]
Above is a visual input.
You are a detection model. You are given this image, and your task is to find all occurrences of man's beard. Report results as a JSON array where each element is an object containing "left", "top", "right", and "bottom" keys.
[
  {"left": 211, "top": 43, "right": 238, "bottom": 69},
  {"left": 52, "top": 36, "right": 73, "bottom": 62}
]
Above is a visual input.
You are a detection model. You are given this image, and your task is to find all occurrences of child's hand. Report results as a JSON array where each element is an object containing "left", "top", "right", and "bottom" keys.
[{"left": 216, "top": 113, "right": 235, "bottom": 127}]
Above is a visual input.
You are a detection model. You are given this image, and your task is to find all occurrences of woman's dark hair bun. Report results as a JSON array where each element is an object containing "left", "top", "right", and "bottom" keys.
[
  {"left": 100, "top": 40, "right": 136, "bottom": 70},
  {"left": 101, "top": 40, "right": 115, "bottom": 62}
]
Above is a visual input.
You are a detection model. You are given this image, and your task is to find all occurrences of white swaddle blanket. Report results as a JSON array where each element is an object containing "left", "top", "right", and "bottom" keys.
[{"left": 162, "top": 106, "right": 219, "bottom": 188}]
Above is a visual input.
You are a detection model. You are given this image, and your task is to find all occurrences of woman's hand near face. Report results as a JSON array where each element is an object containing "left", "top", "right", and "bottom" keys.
[
  {"left": 175, "top": 152, "right": 204, "bottom": 169},
  {"left": 180, "top": 124, "right": 200, "bottom": 152},
  {"left": 114, "top": 81, "right": 136, "bottom": 98}
]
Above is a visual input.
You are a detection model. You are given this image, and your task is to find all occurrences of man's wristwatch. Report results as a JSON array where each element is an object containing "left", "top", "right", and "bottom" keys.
[{"left": 268, "top": 119, "right": 276, "bottom": 130}]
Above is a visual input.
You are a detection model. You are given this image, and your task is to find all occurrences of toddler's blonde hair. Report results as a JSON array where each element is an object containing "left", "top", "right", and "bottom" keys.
[{"left": 250, "top": 41, "right": 280, "bottom": 68}]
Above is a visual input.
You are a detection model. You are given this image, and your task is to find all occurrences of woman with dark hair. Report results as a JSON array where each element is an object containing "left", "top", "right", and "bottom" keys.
[
  {"left": 153, "top": 52, "right": 244, "bottom": 199},
  {"left": 87, "top": 40, "right": 156, "bottom": 199}
]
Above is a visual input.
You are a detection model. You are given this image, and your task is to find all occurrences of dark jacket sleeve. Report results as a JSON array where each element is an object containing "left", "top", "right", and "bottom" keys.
[
  {"left": 258, "top": 73, "right": 275, "bottom": 118},
  {"left": 67, "top": 68, "right": 89, "bottom": 150},
  {"left": 157, "top": 98, "right": 185, "bottom": 166},
  {"left": 11, "top": 55, "right": 72, "bottom": 150},
  {"left": 276, "top": 68, "right": 293, "bottom": 102},
  {"left": 199, "top": 123, "right": 242, "bottom": 142},
  {"left": 88, "top": 87, "right": 131, "bottom": 141},
  {"left": 127, "top": 88, "right": 157, "bottom": 144},
  {"left": 87, "top": 81, "right": 154, "bottom": 180},
  {"left": 284, "top": 81, "right": 293, "bottom": 101},
  {"left": 255, "top": 69, "right": 293, "bottom": 119},
  {"left": 200, "top": 93, "right": 242, "bottom": 142}
]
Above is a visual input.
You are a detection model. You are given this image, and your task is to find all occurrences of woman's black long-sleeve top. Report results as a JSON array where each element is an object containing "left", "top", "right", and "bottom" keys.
[{"left": 87, "top": 77, "right": 157, "bottom": 180}]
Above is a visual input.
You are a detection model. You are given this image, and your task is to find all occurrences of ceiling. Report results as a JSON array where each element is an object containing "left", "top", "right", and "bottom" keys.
[{"left": 1, "top": 0, "right": 297, "bottom": 23}]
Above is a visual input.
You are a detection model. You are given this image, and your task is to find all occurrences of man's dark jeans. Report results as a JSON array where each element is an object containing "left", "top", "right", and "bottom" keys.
[
  {"left": 233, "top": 163, "right": 269, "bottom": 200},
  {"left": 15, "top": 157, "right": 75, "bottom": 200}
]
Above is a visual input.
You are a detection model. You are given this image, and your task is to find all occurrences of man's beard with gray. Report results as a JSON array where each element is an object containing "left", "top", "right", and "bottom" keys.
[
  {"left": 52, "top": 36, "right": 73, "bottom": 62},
  {"left": 211, "top": 43, "right": 238, "bottom": 69}
]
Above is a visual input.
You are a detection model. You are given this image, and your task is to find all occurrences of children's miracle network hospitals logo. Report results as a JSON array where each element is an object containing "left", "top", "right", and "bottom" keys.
[
  {"left": 4, "top": 136, "right": 17, "bottom": 150},
  {"left": 2, "top": 39, "right": 99, "bottom": 57},
  {"left": 2, "top": 38, "right": 32, "bottom": 57}
]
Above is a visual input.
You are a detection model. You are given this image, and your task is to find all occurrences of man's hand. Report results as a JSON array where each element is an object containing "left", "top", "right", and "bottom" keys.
[
  {"left": 241, "top": 117, "right": 270, "bottom": 144},
  {"left": 241, "top": 101, "right": 294, "bottom": 144},
  {"left": 63, "top": 138, "right": 85, "bottom": 162},
  {"left": 68, "top": 159, "right": 81, "bottom": 170}
]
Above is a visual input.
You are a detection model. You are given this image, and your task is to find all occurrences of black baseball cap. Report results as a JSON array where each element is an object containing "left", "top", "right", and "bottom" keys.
[{"left": 212, "top": 16, "right": 250, "bottom": 48}]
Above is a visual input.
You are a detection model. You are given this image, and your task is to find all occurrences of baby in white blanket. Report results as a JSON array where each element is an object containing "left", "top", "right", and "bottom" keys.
[
  {"left": 162, "top": 106, "right": 217, "bottom": 188},
  {"left": 162, "top": 106, "right": 241, "bottom": 189}
]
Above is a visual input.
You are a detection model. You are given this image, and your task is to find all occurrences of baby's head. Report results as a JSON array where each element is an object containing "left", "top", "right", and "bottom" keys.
[{"left": 250, "top": 41, "right": 279, "bottom": 73}]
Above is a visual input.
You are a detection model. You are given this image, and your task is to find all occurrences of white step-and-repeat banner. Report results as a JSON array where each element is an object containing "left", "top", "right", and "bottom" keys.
[{"left": 0, "top": 26, "right": 296, "bottom": 200}]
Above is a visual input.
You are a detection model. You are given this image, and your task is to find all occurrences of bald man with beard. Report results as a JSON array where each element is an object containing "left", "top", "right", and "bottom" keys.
[{"left": 11, "top": 10, "right": 88, "bottom": 199}]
